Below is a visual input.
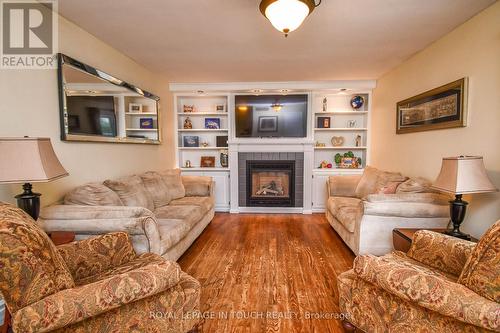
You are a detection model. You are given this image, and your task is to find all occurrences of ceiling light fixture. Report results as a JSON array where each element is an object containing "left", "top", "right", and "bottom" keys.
[
  {"left": 260, "top": 0, "right": 322, "bottom": 37},
  {"left": 271, "top": 102, "right": 283, "bottom": 112}
]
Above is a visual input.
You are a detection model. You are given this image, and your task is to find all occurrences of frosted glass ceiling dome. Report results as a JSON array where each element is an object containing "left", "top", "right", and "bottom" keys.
[{"left": 260, "top": 0, "right": 321, "bottom": 37}]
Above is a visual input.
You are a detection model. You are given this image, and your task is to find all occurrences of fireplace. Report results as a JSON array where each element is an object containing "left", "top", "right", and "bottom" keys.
[{"left": 246, "top": 160, "right": 295, "bottom": 207}]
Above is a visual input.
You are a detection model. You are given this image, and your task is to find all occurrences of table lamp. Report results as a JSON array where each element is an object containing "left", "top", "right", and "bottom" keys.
[
  {"left": 0, "top": 137, "right": 68, "bottom": 220},
  {"left": 432, "top": 156, "right": 498, "bottom": 240}
]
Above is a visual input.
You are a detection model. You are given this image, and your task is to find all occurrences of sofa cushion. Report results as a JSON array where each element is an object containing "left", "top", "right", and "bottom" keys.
[
  {"left": 104, "top": 175, "right": 154, "bottom": 212},
  {"left": 327, "top": 197, "right": 363, "bottom": 233},
  {"left": 140, "top": 172, "right": 171, "bottom": 208},
  {"left": 328, "top": 175, "right": 361, "bottom": 198},
  {"left": 396, "top": 177, "right": 435, "bottom": 194},
  {"left": 182, "top": 176, "right": 212, "bottom": 197},
  {"left": 169, "top": 196, "right": 214, "bottom": 213},
  {"left": 158, "top": 169, "right": 186, "bottom": 200},
  {"left": 157, "top": 220, "right": 192, "bottom": 252},
  {"left": 154, "top": 205, "right": 204, "bottom": 229},
  {"left": 64, "top": 182, "right": 123, "bottom": 206},
  {"left": 355, "top": 166, "right": 407, "bottom": 199},
  {"left": 458, "top": 220, "right": 500, "bottom": 302}
]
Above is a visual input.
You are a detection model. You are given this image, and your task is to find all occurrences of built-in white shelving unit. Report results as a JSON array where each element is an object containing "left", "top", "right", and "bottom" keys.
[
  {"left": 171, "top": 81, "right": 375, "bottom": 214},
  {"left": 174, "top": 94, "right": 231, "bottom": 212}
]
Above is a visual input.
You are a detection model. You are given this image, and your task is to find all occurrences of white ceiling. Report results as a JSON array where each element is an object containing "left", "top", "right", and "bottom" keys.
[{"left": 57, "top": 0, "right": 496, "bottom": 83}]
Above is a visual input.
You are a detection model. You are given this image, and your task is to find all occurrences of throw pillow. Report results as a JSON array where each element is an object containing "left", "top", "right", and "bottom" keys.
[
  {"left": 458, "top": 220, "right": 500, "bottom": 302},
  {"left": 354, "top": 166, "right": 381, "bottom": 199},
  {"left": 158, "top": 169, "right": 186, "bottom": 200},
  {"left": 140, "top": 172, "right": 172, "bottom": 208},
  {"left": 396, "top": 177, "right": 435, "bottom": 193},
  {"left": 376, "top": 181, "right": 402, "bottom": 194},
  {"left": 104, "top": 175, "right": 154, "bottom": 212},
  {"left": 64, "top": 183, "right": 123, "bottom": 206}
]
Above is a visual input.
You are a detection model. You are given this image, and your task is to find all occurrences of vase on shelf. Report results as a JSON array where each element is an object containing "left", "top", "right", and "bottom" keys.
[{"left": 220, "top": 150, "right": 229, "bottom": 168}]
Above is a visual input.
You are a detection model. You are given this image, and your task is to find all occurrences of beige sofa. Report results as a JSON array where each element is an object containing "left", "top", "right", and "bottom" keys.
[
  {"left": 326, "top": 166, "right": 450, "bottom": 255},
  {"left": 39, "top": 169, "right": 214, "bottom": 261}
]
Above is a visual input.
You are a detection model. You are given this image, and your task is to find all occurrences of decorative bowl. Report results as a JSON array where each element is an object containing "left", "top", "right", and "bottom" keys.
[{"left": 350, "top": 95, "right": 365, "bottom": 110}]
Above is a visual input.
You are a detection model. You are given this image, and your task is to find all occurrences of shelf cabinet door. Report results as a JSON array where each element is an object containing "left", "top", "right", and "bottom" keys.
[
  {"left": 211, "top": 173, "right": 230, "bottom": 211},
  {"left": 312, "top": 174, "right": 330, "bottom": 211}
]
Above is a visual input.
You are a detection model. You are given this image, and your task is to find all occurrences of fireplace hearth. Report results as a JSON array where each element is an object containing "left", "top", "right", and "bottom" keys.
[{"left": 246, "top": 160, "right": 295, "bottom": 207}]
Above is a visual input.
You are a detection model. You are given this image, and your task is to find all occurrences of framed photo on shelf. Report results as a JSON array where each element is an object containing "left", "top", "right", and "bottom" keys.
[
  {"left": 317, "top": 117, "right": 330, "bottom": 128},
  {"left": 205, "top": 118, "right": 221, "bottom": 129},
  {"left": 258, "top": 116, "right": 278, "bottom": 132},
  {"left": 396, "top": 78, "right": 468, "bottom": 134},
  {"left": 129, "top": 103, "right": 142, "bottom": 113},
  {"left": 183, "top": 105, "right": 195, "bottom": 113},
  {"left": 216, "top": 135, "right": 228, "bottom": 147},
  {"left": 215, "top": 104, "right": 226, "bottom": 112},
  {"left": 140, "top": 118, "right": 154, "bottom": 129},
  {"left": 200, "top": 156, "right": 216, "bottom": 168},
  {"left": 183, "top": 136, "right": 199, "bottom": 147}
]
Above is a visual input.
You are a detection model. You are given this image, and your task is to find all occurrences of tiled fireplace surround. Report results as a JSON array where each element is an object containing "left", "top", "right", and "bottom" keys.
[{"left": 238, "top": 152, "right": 304, "bottom": 208}]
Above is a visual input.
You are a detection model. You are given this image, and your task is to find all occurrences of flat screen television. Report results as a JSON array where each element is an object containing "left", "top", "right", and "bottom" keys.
[
  {"left": 66, "top": 96, "right": 117, "bottom": 137},
  {"left": 235, "top": 94, "right": 308, "bottom": 138}
]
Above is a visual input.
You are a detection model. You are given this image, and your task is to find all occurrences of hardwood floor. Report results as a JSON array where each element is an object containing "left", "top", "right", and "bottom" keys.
[{"left": 178, "top": 213, "right": 355, "bottom": 332}]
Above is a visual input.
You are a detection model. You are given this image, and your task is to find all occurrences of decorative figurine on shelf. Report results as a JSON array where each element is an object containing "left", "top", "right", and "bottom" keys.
[
  {"left": 315, "top": 141, "right": 326, "bottom": 147},
  {"left": 350, "top": 95, "right": 365, "bottom": 110},
  {"left": 183, "top": 105, "right": 195, "bottom": 113},
  {"left": 322, "top": 97, "right": 328, "bottom": 112},
  {"left": 184, "top": 117, "right": 193, "bottom": 129},
  {"left": 334, "top": 153, "right": 343, "bottom": 166},
  {"left": 347, "top": 120, "right": 357, "bottom": 128},
  {"left": 220, "top": 150, "right": 229, "bottom": 168},
  {"left": 201, "top": 142, "right": 209, "bottom": 147},
  {"left": 355, "top": 135, "right": 362, "bottom": 147},
  {"left": 331, "top": 136, "right": 345, "bottom": 147},
  {"left": 185, "top": 160, "right": 192, "bottom": 168},
  {"left": 319, "top": 160, "right": 333, "bottom": 169}
]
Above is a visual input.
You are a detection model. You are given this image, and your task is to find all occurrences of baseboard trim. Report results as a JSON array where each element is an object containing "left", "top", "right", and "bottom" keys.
[{"left": 237, "top": 207, "right": 304, "bottom": 214}]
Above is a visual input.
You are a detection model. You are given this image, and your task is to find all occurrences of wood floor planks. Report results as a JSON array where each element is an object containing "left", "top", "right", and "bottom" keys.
[{"left": 178, "top": 213, "right": 355, "bottom": 332}]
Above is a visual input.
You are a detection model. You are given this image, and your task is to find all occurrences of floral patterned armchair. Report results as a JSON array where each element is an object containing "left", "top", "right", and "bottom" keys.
[
  {"left": 0, "top": 202, "right": 200, "bottom": 333},
  {"left": 338, "top": 220, "right": 500, "bottom": 332}
]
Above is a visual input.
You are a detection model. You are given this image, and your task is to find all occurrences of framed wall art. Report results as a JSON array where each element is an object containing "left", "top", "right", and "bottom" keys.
[
  {"left": 396, "top": 78, "right": 468, "bottom": 134},
  {"left": 258, "top": 116, "right": 278, "bottom": 132}
]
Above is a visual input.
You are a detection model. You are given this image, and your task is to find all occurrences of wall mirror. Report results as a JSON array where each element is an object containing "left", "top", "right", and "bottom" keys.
[{"left": 57, "top": 53, "right": 161, "bottom": 144}]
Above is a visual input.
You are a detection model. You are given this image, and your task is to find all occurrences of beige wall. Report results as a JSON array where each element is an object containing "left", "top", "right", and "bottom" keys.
[
  {"left": 0, "top": 15, "right": 175, "bottom": 207},
  {"left": 371, "top": 2, "right": 500, "bottom": 238}
]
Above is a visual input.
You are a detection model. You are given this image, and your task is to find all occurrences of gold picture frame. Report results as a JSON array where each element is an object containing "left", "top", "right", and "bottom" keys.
[{"left": 396, "top": 78, "right": 468, "bottom": 134}]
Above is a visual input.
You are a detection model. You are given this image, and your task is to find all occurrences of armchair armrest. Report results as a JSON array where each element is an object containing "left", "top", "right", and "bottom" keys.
[
  {"left": 327, "top": 175, "right": 361, "bottom": 198},
  {"left": 407, "top": 230, "right": 476, "bottom": 276},
  {"left": 38, "top": 205, "right": 162, "bottom": 255},
  {"left": 354, "top": 255, "right": 500, "bottom": 331},
  {"left": 363, "top": 201, "right": 448, "bottom": 218},
  {"left": 12, "top": 260, "right": 182, "bottom": 333},
  {"left": 57, "top": 232, "right": 137, "bottom": 282},
  {"left": 182, "top": 175, "right": 214, "bottom": 197}
]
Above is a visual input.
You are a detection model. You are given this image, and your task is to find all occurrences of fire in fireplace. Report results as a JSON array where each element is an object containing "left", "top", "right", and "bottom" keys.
[{"left": 246, "top": 160, "right": 295, "bottom": 207}]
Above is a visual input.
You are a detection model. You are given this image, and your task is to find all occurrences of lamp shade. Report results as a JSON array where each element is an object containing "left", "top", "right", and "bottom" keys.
[
  {"left": 0, "top": 137, "right": 68, "bottom": 184},
  {"left": 432, "top": 156, "right": 497, "bottom": 194}
]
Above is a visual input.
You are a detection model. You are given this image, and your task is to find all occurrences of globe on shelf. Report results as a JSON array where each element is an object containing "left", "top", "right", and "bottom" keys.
[{"left": 350, "top": 95, "right": 365, "bottom": 110}]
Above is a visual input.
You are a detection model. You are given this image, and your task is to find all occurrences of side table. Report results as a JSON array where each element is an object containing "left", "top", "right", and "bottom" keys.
[{"left": 393, "top": 228, "right": 477, "bottom": 253}]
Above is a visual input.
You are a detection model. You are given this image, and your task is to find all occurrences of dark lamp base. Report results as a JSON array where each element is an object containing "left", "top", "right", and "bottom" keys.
[
  {"left": 15, "top": 183, "right": 41, "bottom": 221},
  {"left": 446, "top": 194, "right": 471, "bottom": 240}
]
